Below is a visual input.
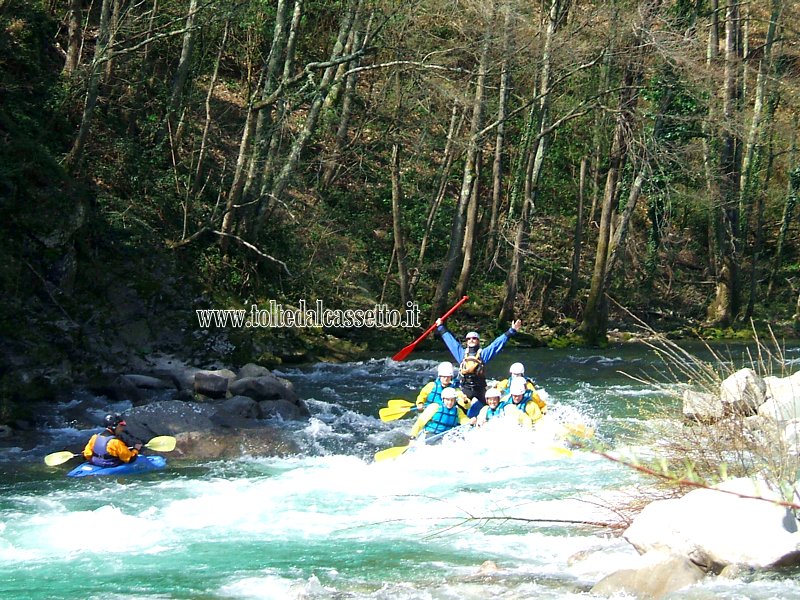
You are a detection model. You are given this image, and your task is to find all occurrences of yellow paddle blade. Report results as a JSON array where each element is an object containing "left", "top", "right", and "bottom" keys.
[
  {"left": 562, "top": 423, "right": 595, "bottom": 440},
  {"left": 379, "top": 406, "right": 413, "bottom": 422},
  {"left": 144, "top": 435, "right": 177, "bottom": 452},
  {"left": 386, "top": 399, "right": 415, "bottom": 409},
  {"left": 546, "top": 445, "right": 573, "bottom": 458},
  {"left": 44, "top": 450, "right": 78, "bottom": 467},
  {"left": 374, "top": 444, "right": 411, "bottom": 462}
]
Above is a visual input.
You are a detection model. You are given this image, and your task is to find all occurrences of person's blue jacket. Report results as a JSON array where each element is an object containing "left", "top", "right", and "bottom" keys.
[{"left": 435, "top": 324, "right": 518, "bottom": 365}]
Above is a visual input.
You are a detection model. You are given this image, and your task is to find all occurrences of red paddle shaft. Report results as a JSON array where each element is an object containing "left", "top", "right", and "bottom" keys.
[{"left": 392, "top": 296, "right": 468, "bottom": 361}]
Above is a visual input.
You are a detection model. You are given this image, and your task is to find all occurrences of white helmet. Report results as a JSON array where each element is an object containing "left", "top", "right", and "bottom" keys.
[
  {"left": 437, "top": 362, "right": 455, "bottom": 377},
  {"left": 509, "top": 362, "right": 525, "bottom": 376},
  {"left": 441, "top": 387, "right": 458, "bottom": 400},
  {"left": 509, "top": 380, "right": 527, "bottom": 396},
  {"left": 485, "top": 388, "right": 501, "bottom": 399}
]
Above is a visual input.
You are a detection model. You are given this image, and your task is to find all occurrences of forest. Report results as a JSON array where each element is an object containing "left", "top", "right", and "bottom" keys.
[{"left": 1, "top": 0, "right": 799, "bottom": 391}]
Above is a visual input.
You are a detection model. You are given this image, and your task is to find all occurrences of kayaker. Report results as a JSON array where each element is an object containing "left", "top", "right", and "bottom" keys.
[
  {"left": 409, "top": 387, "right": 474, "bottom": 439},
  {"left": 434, "top": 317, "right": 522, "bottom": 417},
  {"left": 415, "top": 361, "right": 470, "bottom": 412},
  {"left": 496, "top": 362, "right": 547, "bottom": 414},
  {"left": 475, "top": 387, "right": 503, "bottom": 426},
  {"left": 83, "top": 413, "right": 142, "bottom": 467},
  {"left": 500, "top": 379, "right": 543, "bottom": 428}
]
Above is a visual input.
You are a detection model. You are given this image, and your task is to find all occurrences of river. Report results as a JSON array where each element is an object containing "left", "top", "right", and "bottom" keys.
[{"left": 2, "top": 342, "right": 800, "bottom": 599}]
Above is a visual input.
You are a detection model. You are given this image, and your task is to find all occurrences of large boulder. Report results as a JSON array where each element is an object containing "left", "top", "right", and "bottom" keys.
[
  {"left": 720, "top": 368, "right": 766, "bottom": 417},
  {"left": 121, "top": 374, "right": 175, "bottom": 390},
  {"left": 123, "top": 400, "right": 300, "bottom": 459},
  {"left": 124, "top": 400, "right": 216, "bottom": 439},
  {"left": 260, "top": 398, "right": 311, "bottom": 420},
  {"left": 591, "top": 551, "right": 705, "bottom": 599},
  {"left": 171, "top": 428, "right": 300, "bottom": 460},
  {"left": 682, "top": 389, "right": 723, "bottom": 424},
  {"left": 759, "top": 372, "right": 800, "bottom": 422},
  {"left": 193, "top": 370, "right": 235, "bottom": 398},
  {"left": 229, "top": 374, "right": 299, "bottom": 404},
  {"left": 623, "top": 476, "right": 800, "bottom": 571}
]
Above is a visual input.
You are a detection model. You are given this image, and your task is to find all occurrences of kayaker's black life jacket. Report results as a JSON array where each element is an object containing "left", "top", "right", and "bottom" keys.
[
  {"left": 459, "top": 348, "right": 486, "bottom": 396},
  {"left": 90, "top": 430, "right": 123, "bottom": 467}
]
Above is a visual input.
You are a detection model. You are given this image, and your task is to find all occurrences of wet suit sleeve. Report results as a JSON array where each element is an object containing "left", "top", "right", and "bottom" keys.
[
  {"left": 478, "top": 327, "right": 518, "bottom": 364},
  {"left": 457, "top": 408, "right": 472, "bottom": 426},
  {"left": 409, "top": 404, "right": 439, "bottom": 439},
  {"left": 82, "top": 434, "right": 98, "bottom": 460},
  {"left": 436, "top": 325, "right": 464, "bottom": 363},
  {"left": 525, "top": 402, "right": 543, "bottom": 425},
  {"left": 416, "top": 381, "right": 435, "bottom": 410},
  {"left": 107, "top": 438, "right": 139, "bottom": 463}
]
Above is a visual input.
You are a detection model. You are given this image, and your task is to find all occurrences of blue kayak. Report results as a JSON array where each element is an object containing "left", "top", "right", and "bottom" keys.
[{"left": 67, "top": 455, "right": 167, "bottom": 478}]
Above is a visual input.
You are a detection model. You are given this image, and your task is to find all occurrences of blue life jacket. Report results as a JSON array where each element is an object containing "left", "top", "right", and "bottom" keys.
[
  {"left": 426, "top": 380, "right": 447, "bottom": 407},
  {"left": 484, "top": 404, "right": 503, "bottom": 421},
  {"left": 500, "top": 397, "right": 528, "bottom": 415},
  {"left": 500, "top": 376, "right": 535, "bottom": 401},
  {"left": 90, "top": 431, "right": 123, "bottom": 467},
  {"left": 424, "top": 403, "right": 460, "bottom": 434}
]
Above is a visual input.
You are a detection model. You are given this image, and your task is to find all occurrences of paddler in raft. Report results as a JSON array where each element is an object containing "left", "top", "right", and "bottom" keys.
[
  {"left": 415, "top": 361, "right": 470, "bottom": 413},
  {"left": 434, "top": 317, "right": 522, "bottom": 418},
  {"left": 409, "top": 387, "right": 474, "bottom": 440},
  {"left": 83, "top": 413, "right": 142, "bottom": 467},
  {"left": 475, "top": 387, "right": 503, "bottom": 426},
  {"left": 496, "top": 362, "right": 547, "bottom": 415},
  {"left": 499, "top": 379, "right": 543, "bottom": 428}
]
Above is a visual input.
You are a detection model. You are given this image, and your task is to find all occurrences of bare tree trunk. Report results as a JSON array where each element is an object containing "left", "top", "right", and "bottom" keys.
[
  {"left": 588, "top": 35, "right": 615, "bottom": 225},
  {"left": 220, "top": 98, "right": 260, "bottom": 248},
  {"left": 243, "top": 0, "right": 290, "bottom": 200},
  {"left": 103, "top": 0, "right": 123, "bottom": 81},
  {"left": 606, "top": 169, "right": 646, "bottom": 277},
  {"left": 63, "top": 0, "right": 82, "bottom": 75},
  {"left": 499, "top": 0, "right": 564, "bottom": 323},
  {"left": 320, "top": 9, "right": 371, "bottom": 189},
  {"left": 739, "top": 0, "right": 783, "bottom": 240},
  {"left": 702, "top": 0, "right": 720, "bottom": 280},
  {"left": 741, "top": 0, "right": 782, "bottom": 318},
  {"left": 564, "top": 155, "right": 587, "bottom": 308},
  {"left": 579, "top": 3, "right": 651, "bottom": 344},
  {"left": 259, "top": 0, "right": 304, "bottom": 201},
  {"left": 767, "top": 116, "right": 798, "bottom": 299},
  {"left": 167, "top": 0, "right": 199, "bottom": 119},
  {"left": 64, "top": 0, "right": 113, "bottom": 170},
  {"left": 391, "top": 143, "right": 411, "bottom": 306},
  {"left": 485, "top": 3, "right": 512, "bottom": 263},
  {"left": 431, "top": 25, "right": 490, "bottom": 319},
  {"left": 143, "top": 0, "right": 159, "bottom": 67},
  {"left": 706, "top": 0, "right": 742, "bottom": 326},
  {"left": 455, "top": 149, "right": 481, "bottom": 298},
  {"left": 414, "top": 99, "right": 463, "bottom": 284},
  {"left": 185, "top": 18, "right": 229, "bottom": 239},
  {"left": 261, "top": 0, "right": 358, "bottom": 223}
]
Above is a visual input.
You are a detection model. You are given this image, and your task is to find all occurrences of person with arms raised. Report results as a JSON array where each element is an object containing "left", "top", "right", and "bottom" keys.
[{"left": 435, "top": 317, "right": 522, "bottom": 417}]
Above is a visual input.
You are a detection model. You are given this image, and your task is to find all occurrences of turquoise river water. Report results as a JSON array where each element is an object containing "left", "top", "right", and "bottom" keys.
[{"left": 2, "top": 343, "right": 800, "bottom": 599}]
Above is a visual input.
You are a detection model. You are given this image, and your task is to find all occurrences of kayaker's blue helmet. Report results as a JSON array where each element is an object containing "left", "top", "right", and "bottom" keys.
[{"left": 104, "top": 413, "right": 126, "bottom": 429}]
